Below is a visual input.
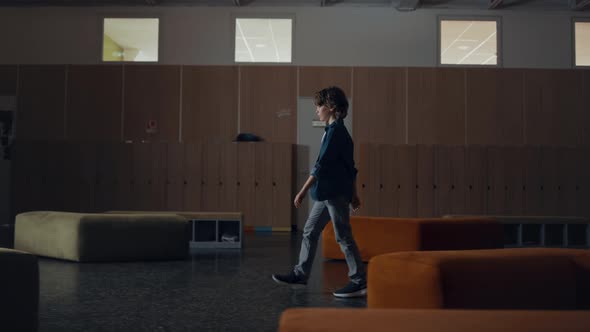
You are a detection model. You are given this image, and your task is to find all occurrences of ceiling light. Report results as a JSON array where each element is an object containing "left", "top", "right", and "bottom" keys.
[
  {"left": 457, "top": 45, "right": 470, "bottom": 51},
  {"left": 255, "top": 44, "right": 267, "bottom": 48}
]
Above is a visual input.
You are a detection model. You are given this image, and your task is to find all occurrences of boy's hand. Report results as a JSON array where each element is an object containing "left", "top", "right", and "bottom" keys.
[
  {"left": 351, "top": 194, "right": 361, "bottom": 212},
  {"left": 294, "top": 190, "right": 307, "bottom": 208}
]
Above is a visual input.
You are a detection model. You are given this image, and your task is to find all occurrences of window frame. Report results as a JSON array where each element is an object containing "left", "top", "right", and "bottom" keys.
[
  {"left": 100, "top": 15, "right": 162, "bottom": 64},
  {"left": 232, "top": 13, "right": 296, "bottom": 65},
  {"left": 437, "top": 16, "right": 503, "bottom": 68},
  {"left": 573, "top": 17, "right": 590, "bottom": 68}
]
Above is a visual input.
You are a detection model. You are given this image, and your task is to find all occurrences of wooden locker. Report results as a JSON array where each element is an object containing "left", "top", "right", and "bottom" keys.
[
  {"left": 237, "top": 143, "right": 256, "bottom": 227},
  {"left": 95, "top": 143, "right": 118, "bottom": 212},
  {"left": 201, "top": 143, "right": 221, "bottom": 211},
  {"left": 255, "top": 143, "right": 273, "bottom": 227},
  {"left": 523, "top": 147, "right": 543, "bottom": 215},
  {"left": 505, "top": 146, "right": 526, "bottom": 216},
  {"left": 115, "top": 143, "right": 134, "bottom": 211},
  {"left": 272, "top": 143, "right": 293, "bottom": 228},
  {"left": 577, "top": 148, "right": 590, "bottom": 217},
  {"left": 364, "top": 144, "right": 381, "bottom": 216},
  {"left": 416, "top": 145, "right": 434, "bottom": 217},
  {"left": 379, "top": 144, "right": 399, "bottom": 217},
  {"left": 558, "top": 147, "right": 578, "bottom": 216},
  {"left": 166, "top": 143, "right": 185, "bottom": 211},
  {"left": 397, "top": 145, "right": 417, "bottom": 217},
  {"left": 184, "top": 142, "right": 203, "bottom": 212},
  {"left": 45, "top": 141, "right": 67, "bottom": 211},
  {"left": 357, "top": 143, "right": 371, "bottom": 216},
  {"left": 449, "top": 146, "right": 466, "bottom": 215},
  {"left": 220, "top": 143, "right": 238, "bottom": 213},
  {"left": 150, "top": 142, "right": 168, "bottom": 211},
  {"left": 464, "top": 146, "right": 487, "bottom": 215},
  {"left": 132, "top": 143, "right": 152, "bottom": 210},
  {"left": 486, "top": 146, "right": 507, "bottom": 215},
  {"left": 434, "top": 145, "right": 452, "bottom": 217},
  {"left": 539, "top": 147, "right": 559, "bottom": 216}
]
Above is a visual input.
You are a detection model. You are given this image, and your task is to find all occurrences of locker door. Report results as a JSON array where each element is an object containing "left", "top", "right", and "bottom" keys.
[
  {"left": 379, "top": 144, "right": 399, "bottom": 217},
  {"left": 449, "top": 146, "right": 466, "bottom": 215},
  {"left": 237, "top": 143, "right": 256, "bottom": 227},
  {"left": 417, "top": 145, "right": 434, "bottom": 217},
  {"left": 166, "top": 143, "right": 185, "bottom": 211},
  {"left": 464, "top": 146, "right": 487, "bottom": 215},
  {"left": 220, "top": 143, "right": 238, "bottom": 212},
  {"left": 272, "top": 143, "right": 293, "bottom": 228},
  {"left": 255, "top": 143, "right": 273, "bottom": 227},
  {"left": 398, "top": 145, "right": 417, "bottom": 217},
  {"left": 434, "top": 145, "right": 452, "bottom": 217},
  {"left": 184, "top": 142, "right": 203, "bottom": 211}
]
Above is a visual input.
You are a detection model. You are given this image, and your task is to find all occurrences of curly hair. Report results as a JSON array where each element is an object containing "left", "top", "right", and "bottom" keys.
[{"left": 313, "top": 86, "right": 349, "bottom": 120}]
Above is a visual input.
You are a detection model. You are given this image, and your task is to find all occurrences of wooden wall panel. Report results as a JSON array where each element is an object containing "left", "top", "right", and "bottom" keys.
[
  {"left": 150, "top": 142, "right": 168, "bottom": 211},
  {"left": 44, "top": 141, "right": 67, "bottom": 211},
  {"left": 352, "top": 67, "right": 406, "bottom": 145},
  {"left": 524, "top": 69, "right": 585, "bottom": 146},
  {"left": 0, "top": 65, "right": 17, "bottom": 94},
  {"left": 201, "top": 143, "right": 221, "bottom": 211},
  {"left": 466, "top": 69, "right": 524, "bottom": 145},
  {"left": 184, "top": 142, "right": 203, "bottom": 211},
  {"left": 124, "top": 65, "right": 180, "bottom": 143},
  {"left": 408, "top": 68, "right": 465, "bottom": 145},
  {"left": 166, "top": 143, "right": 185, "bottom": 211},
  {"left": 398, "top": 145, "right": 417, "bottom": 217},
  {"left": 255, "top": 143, "right": 273, "bottom": 227},
  {"left": 182, "top": 66, "right": 238, "bottom": 143},
  {"left": 237, "top": 143, "right": 256, "bottom": 226},
  {"left": 220, "top": 143, "right": 238, "bottom": 213},
  {"left": 298, "top": 67, "right": 352, "bottom": 97},
  {"left": 17, "top": 65, "right": 66, "bottom": 140},
  {"left": 416, "top": 145, "right": 434, "bottom": 217},
  {"left": 464, "top": 146, "right": 487, "bottom": 215},
  {"left": 66, "top": 65, "right": 122, "bottom": 141},
  {"left": 577, "top": 148, "right": 590, "bottom": 217},
  {"left": 449, "top": 146, "right": 466, "bottom": 214},
  {"left": 239, "top": 66, "right": 296, "bottom": 143},
  {"left": 113, "top": 143, "right": 134, "bottom": 211},
  {"left": 358, "top": 144, "right": 379, "bottom": 216},
  {"left": 434, "top": 146, "right": 452, "bottom": 217},
  {"left": 272, "top": 143, "right": 292, "bottom": 228},
  {"left": 379, "top": 144, "right": 399, "bottom": 217}
]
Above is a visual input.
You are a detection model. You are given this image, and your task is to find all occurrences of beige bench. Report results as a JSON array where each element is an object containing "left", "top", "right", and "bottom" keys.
[{"left": 15, "top": 211, "right": 189, "bottom": 262}]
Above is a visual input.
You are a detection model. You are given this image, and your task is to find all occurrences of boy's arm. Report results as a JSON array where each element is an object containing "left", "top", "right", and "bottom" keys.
[{"left": 294, "top": 175, "right": 316, "bottom": 208}]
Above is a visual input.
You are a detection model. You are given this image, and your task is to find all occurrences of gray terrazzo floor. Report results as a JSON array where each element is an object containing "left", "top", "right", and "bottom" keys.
[{"left": 38, "top": 233, "right": 366, "bottom": 332}]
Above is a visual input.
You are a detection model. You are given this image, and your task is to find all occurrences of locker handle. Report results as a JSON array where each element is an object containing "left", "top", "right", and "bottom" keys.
[
  {"left": 397, "top": 185, "right": 401, "bottom": 190},
  {"left": 255, "top": 182, "right": 259, "bottom": 187},
  {"left": 148, "top": 180, "right": 152, "bottom": 185},
  {"left": 433, "top": 185, "right": 437, "bottom": 190},
  {"left": 487, "top": 185, "right": 490, "bottom": 191},
  {"left": 504, "top": 186, "right": 508, "bottom": 191},
  {"left": 416, "top": 185, "right": 419, "bottom": 189},
  {"left": 219, "top": 181, "right": 223, "bottom": 186},
  {"left": 522, "top": 185, "right": 526, "bottom": 191},
  {"left": 469, "top": 185, "right": 473, "bottom": 190},
  {"left": 557, "top": 185, "right": 561, "bottom": 191},
  {"left": 362, "top": 184, "right": 365, "bottom": 188},
  {"left": 273, "top": 182, "right": 276, "bottom": 186},
  {"left": 184, "top": 180, "right": 188, "bottom": 185},
  {"left": 379, "top": 184, "right": 383, "bottom": 189},
  {"left": 451, "top": 185, "right": 455, "bottom": 190},
  {"left": 540, "top": 185, "right": 544, "bottom": 191},
  {"left": 237, "top": 181, "right": 241, "bottom": 186},
  {"left": 201, "top": 180, "right": 205, "bottom": 185}
]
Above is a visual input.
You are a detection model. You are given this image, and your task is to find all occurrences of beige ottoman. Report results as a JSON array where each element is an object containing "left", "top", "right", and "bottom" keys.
[
  {"left": 15, "top": 211, "right": 190, "bottom": 262},
  {"left": 0, "top": 248, "right": 39, "bottom": 332}
]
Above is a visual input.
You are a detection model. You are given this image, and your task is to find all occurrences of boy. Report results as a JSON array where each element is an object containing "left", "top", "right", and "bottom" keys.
[{"left": 272, "top": 86, "right": 366, "bottom": 298}]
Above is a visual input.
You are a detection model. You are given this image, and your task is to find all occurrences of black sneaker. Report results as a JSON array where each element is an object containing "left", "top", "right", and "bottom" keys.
[
  {"left": 272, "top": 271, "right": 307, "bottom": 288},
  {"left": 333, "top": 281, "right": 367, "bottom": 298}
]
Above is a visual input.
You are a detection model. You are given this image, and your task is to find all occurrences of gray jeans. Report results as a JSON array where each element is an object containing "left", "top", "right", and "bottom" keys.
[{"left": 294, "top": 197, "right": 366, "bottom": 284}]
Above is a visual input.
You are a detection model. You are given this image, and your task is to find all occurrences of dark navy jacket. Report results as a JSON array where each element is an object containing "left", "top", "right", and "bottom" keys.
[{"left": 310, "top": 119, "right": 358, "bottom": 202}]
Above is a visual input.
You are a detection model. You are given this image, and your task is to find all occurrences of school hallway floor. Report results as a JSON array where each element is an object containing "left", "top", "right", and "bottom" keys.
[{"left": 38, "top": 232, "right": 366, "bottom": 332}]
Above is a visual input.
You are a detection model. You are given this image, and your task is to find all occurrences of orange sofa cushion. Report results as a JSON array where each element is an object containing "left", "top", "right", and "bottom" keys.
[
  {"left": 322, "top": 216, "right": 502, "bottom": 262},
  {"left": 279, "top": 308, "right": 590, "bottom": 332},
  {"left": 368, "top": 248, "right": 590, "bottom": 310}
]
